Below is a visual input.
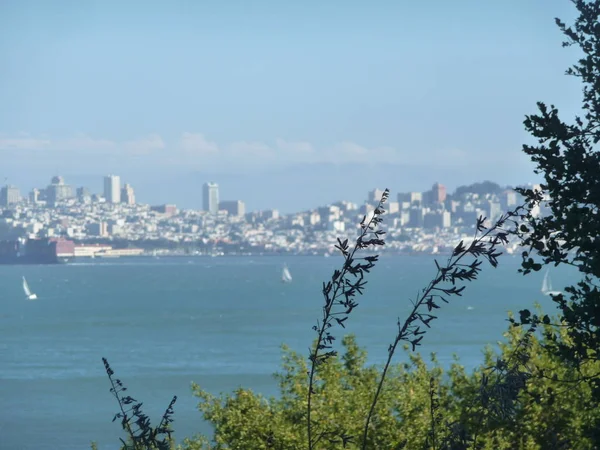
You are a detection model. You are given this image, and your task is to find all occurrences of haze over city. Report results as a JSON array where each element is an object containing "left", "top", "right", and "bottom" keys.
[{"left": 0, "top": 0, "right": 582, "bottom": 212}]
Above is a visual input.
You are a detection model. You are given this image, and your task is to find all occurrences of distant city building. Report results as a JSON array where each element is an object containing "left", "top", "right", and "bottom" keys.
[
  {"left": 318, "top": 205, "right": 341, "bottom": 223},
  {"left": 103, "top": 175, "right": 121, "bottom": 203},
  {"left": 219, "top": 200, "right": 245, "bottom": 217},
  {"left": 151, "top": 204, "right": 177, "bottom": 215},
  {"left": 108, "top": 220, "right": 123, "bottom": 236},
  {"left": 424, "top": 211, "right": 452, "bottom": 229},
  {"left": 202, "top": 182, "right": 219, "bottom": 214},
  {"left": 87, "top": 222, "right": 108, "bottom": 237},
  {"left": 425, "top": 182, "right": 447, "bottom": 206},
  {"left": 47, "top": 176, "right": 73, "bottom": 206},
  {"left": 397, "top": 192, "right": 423, "bottom": 207},
  {"left": 261, "top": 209, "right": 279, "bottom": 220},
  {"left": 359, "top": 203, "right": 375, "bottom": 216},
  {"left": 76, "top": 187, "right": 91, "bottom": 203},
  {"left": 500, "top": 190, "right": 518, "bottom": 210},
  {"left": 309, "top": 211, "right": 321, "bottom": 226},
  {"left": 368, "top": 188, "right": 386, "bottom": 204},
  {"left": 121, "top": 183, "right": 136, "bottom": 205},
  {"left": 387, "top": 201, "right": 400, "bottom": 214},
  {"left": 0, "top": 185, "right": 20, "bottom": 206},
  {"left": 407, "top": 207, "right": 426, "bottom": 228},
  {"left": 327, "top": 220, "right": 346, "bottom": 232},
  {"left": 332, "top": 200, "right": 357, "bottom": 211},
  {"left": 29, "top": 188, "right": 40, "bottom": 205},
  {"left": 488, "top": 200, "right": 502, "bottom": 221}
]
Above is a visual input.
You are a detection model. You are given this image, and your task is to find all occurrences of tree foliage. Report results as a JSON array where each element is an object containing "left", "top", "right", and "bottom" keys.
[
  {"left": 511, "top": 0, "right": 600, "bottom": 441},
  {"left": 182, "top": 322, "right": 600, "bottom": 450}
]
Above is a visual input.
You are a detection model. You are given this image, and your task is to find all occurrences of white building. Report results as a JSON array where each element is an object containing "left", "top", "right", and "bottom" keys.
[
  {"left": 203, "top": 182, "right": 219, "bottom": 214},
  {"left": 104, "top": 175, "right": 121, "bottom": 203}
]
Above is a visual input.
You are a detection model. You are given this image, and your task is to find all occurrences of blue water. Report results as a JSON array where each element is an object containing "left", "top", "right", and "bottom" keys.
[{"left": 0, "top": 255, "right": 575, "bottom": 450}]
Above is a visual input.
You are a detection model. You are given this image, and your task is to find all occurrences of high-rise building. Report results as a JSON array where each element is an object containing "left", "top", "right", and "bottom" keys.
[
  {"left": 0, "top": 185, "right": 20, "bottom": 206},
  {"left": 104, "top": 175, "right": 121, "bottom": 203},
  {"left": 203, "top": 182, "right": 219, "bottom": 214},
  {"left": 121, "top": 183, "right": 136, "bottom": 205},
  {"left": 29, "top": 188, "right": 40, "bottom": 205},
  {"left": 434, "top": 182, "right": 447, "bottom": 203},
  {"left": 46, "top": 176, "right": 73, "bottom": 206},
  {"left": 219, "top": 200, "right": 245, "bottom": 217},
  {"left": 424, "top": 183, "right": 446, "bottom": 206},
  {"left": 76, "top": 187, "right": 91, "bottom": 203}
]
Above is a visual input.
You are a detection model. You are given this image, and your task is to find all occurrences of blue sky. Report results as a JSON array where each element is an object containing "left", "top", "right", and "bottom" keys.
[{"left": 0, "top": 0, "right": 583, "bottom": 211}]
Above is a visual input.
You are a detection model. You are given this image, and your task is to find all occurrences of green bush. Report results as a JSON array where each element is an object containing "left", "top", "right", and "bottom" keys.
[{"left": 181, "top": 316, "right": 600, "bottom": 450}]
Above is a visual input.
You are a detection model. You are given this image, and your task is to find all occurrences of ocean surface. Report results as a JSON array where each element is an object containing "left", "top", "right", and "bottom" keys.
[{"left": 0, "top": 255, "right": 576, "bottom": 450}]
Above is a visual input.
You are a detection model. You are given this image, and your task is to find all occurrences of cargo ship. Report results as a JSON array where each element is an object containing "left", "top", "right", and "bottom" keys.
[{"left": 0, "top": 237, "right": 75, "bottom": 265}]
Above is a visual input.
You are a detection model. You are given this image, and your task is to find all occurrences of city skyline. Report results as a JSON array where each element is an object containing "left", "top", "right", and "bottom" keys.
[
  {"left": 0, "top": 171, "right": 532, "bottom": 260},
  {"left": 1, "top": 171, "right": 525, "bottom": 216}
]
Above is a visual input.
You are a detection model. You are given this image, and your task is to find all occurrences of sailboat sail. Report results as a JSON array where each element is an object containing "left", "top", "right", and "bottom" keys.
[
  {"left": 282, "top": 265, "right": 292, "bottom": 283},
  {"left": 22, "top": 276, "right": 32, "bottom": 297},
  {"left": 541, "top": 269, "right": 561, "bottom": 296}
]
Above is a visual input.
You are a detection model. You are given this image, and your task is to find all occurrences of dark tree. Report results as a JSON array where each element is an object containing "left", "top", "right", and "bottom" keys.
[{"left": 513, "top": 0, "right": 600, "bottom": 442}]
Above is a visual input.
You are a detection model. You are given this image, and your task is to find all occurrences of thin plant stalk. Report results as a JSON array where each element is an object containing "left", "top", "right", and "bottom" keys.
[
  {"left": 307, "top": 189, "right": 389, "bottom": 449},
  {"left": 360, "top": 205, "right": 527, "bottom": 448}
]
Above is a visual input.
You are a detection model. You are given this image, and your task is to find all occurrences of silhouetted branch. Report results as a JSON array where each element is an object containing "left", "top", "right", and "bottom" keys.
[
  {"left": 102, "top": 357, "right": 177, "bottom": 450},
  {"left": 360, "top": 203, "right": 530, "bottom": 449},
  {"left": 307, "top": 189, "right": 389, "bottom": 449}
]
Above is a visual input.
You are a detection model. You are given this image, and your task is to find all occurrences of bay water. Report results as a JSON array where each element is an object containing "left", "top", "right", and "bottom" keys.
[{"left": 0, "top": 255, "right": 574, "bottom": 449}]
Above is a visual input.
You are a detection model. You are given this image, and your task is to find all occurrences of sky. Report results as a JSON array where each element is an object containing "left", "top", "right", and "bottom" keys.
[{"left": 0, "top": 0, "right": 584, "bottom": 212}]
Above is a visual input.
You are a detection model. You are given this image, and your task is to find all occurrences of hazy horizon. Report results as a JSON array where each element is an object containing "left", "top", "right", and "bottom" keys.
[
  {"left": 0, "top": 0, "right": 581, "bottom": 211},
  {"left": 2, "top": 163, "right": 532, "bottom": 214}
]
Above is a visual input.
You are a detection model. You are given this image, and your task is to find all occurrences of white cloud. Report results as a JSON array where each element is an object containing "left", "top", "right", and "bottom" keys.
[
  {"left": 228, "top": 141, "right": 274, "bottom": 160},
  {"left": 0, "top": 136, "right": 52, "bottom": 150},
  {"left": 0, "top": 131, "right": 477, "bottom": 171},
  {"left": 0, "top": 134, "right": 164, "bottom": 156},
  {"left": 275, "top": 139, "right": 315, "bottom": 154},
  {"left": 60, "top": 135, "right": 116, "bottom": 152},
  {"left": 180, "top": 133, "right": 219, "bottom": 155},
  {"left": 123, "top": 134, "right": 165, "bottom": 155},
  {"left": 323, "top": 142, "right": 403, "bottom": 164}
]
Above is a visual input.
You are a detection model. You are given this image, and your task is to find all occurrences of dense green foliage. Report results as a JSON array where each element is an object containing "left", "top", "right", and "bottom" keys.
[{"left": 178, "top": 319, "right": 600, "bottom": 450}]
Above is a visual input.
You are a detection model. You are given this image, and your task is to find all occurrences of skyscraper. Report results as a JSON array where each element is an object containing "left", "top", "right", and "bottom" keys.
[
  {"left": 203, "top": 182, "right": 219, "bottom": 214},
  {"left": 46, "top": 176, "right": 73, "bottom": 206},
  {"left": 121, "top": 183, "right": 136, "bottom": 205},
  {"left": 425, "top": 182, "right": 447, "bottom": 205},
  {"left": 104, "top": 175, "right": 121, "bottom": 203},
  {"left": 0, "top": 185, "right": 20, "bottom": 206}
]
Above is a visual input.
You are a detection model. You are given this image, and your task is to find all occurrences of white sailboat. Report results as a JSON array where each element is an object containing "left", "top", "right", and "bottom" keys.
[
  {"left": 541, "top": 269, "right": 562, "bottom": 296},
  {"left": 22, "top": 276, "right": 38, "bottom": 300},
  {"left": 281, "top": 264, "right": 293, "bottom": 283}
]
